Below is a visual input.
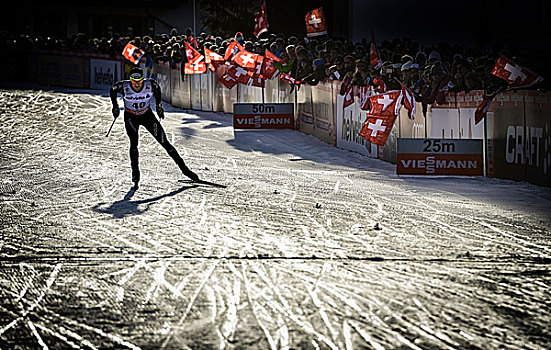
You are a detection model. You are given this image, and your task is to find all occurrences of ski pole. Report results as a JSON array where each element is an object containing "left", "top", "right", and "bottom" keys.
[{"left": 106, "top": 117, "right": 117, "bottom": 137}]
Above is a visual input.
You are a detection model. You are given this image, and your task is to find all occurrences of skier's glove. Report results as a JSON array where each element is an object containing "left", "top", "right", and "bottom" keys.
[
  {"left": 157, "top": 105, "right": 165, "bottom": 119},
  {"left": 112, "top": 106, "right": 120, "bottom": 119}
]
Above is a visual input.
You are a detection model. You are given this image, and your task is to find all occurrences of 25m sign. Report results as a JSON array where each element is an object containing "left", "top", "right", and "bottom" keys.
[
  {"left": 233, "top": 103, "right": 294, "bottom": 129},
  {"left": 397, "top": 138, "right": 483, "bottom": 176}
]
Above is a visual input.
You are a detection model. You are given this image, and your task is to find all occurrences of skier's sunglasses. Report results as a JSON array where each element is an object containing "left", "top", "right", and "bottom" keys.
[{"left": 130, "top": 75, "right": 144, "bottom": 82}]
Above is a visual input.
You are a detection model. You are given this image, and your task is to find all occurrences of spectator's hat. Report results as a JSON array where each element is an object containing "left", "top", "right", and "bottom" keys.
[
  {"left": 401, "top": 55, "right": 413, "bottom": 64},
  {"left": 313, "top": 59, "right": 325, "bottom": 67},
  {"left": 235, "top": 32, "right": 244, "bottom": 44},
  {"left": 401, "top": 61, "right": 413, "bottom": 71},
  {"left": 428, "top": 50, "right": 441, "bottom": 61}
]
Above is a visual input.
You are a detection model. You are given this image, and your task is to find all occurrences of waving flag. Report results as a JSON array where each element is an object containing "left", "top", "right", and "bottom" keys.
[
  {"left": 122, "top": 42, "right": 144, "bottom": 64},
  {"left": 184, "top": 62, "right": 207, "bottom": 74},
  {"left": 305, "top": 7, "right": 327, "bottom": 37},
  {"left": 250, "top": 75, "right": 265, "bottom": 88},
  {"left": 491, "top": 56, "right": 543, "bottom": 89},
  {"left": 254, "top": 0, "right": 269, "bottom": 38},
  {"left": 280, "top": 73, "right": 302, "bottom": 85},
  {"left": 261, "top": 49, "right": 280, "bottom": 79},
  {"left": 358, "top": 86, "right": 372, "bottom": 110},
  {"left": 224, "top": 41, "right": 244, "bottom": 61},
  {"left": 474, "top": 86, "right": 504, "bottom": 125},
  {"left": 233, "top": 50, "right": 264, "bottom": 69},
  {"left": 185, "top": 42, "right": 204, "bottom": 65},
  {"left": 359, "top": 114, "right": 397, "bottom": 146},
  {"left": 219, "top": 74, "right": 238, "bottom": 89},
  {"left": 397, "top": 79, "right": 416, "bottom": 119},
  {"left": 204, "top": 47, "right": 224, "bottom": 71},
  {"left": 370, "top": 30, "right": 382, "bottom": 70},
  {"left": 368, "top": 90, "right": 402, "bottom": 116},
  {"left": 343, "top": 83, "right": 354, "bottom": 108},
  {"left": 226, "top": 64, "right": 252, "bottom": 85}
]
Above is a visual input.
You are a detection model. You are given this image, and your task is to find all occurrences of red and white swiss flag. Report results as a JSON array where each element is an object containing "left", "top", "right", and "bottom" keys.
[
  {"left": 219, "top": 74, "right": 238, "bottom": 89},
  {"left": 226, "top": 64, "right": 252, "bottom": 85},
  {"left": 368, "top": 90, "right": 402, "bottom": 116},
  {"left": 305, "top": 7, "right": 327, "bottom": 37},
  {"left": 233, "top": 50, "right": 264, "bottom": 69},
  {"left": 280, "top": 73, "right": 301, "bottom": 85},
  {"left": 359, "top": 114, "right": 397, "bottom": 146},
  {"left": 185, "top": 42, "right": 204, "bottom": 65},
  {"left": 397, "top": 80, "right": 416, "bottom": 120},
  {"left": 249, "top": 75, "right": 265, "bottom": 88},
  {"left": 260, "top": 50, "right": 281, "bottom": 79},
  {"left": 369, "top": 30, "right": 382, "bottom": 70},
  {"left": 254, "top": 0, "right": 269, "bottom": 38},
  {"left": 492, "top": 56, "right": 543, "bottom": 89},
  {"left": 343, "top": 83, "right": 354, "bottom": 108},
  {"left": 260, "top": 49, "right": 280, "bottom": 79},
  {"left": 204, "top": 47, "right": 224, "bottom": 71},
  {"left": 122, "top": 42, "right": 144, "bottom": 64},
  {"left": 204, "top": 47, "right": 224, "bottom": 64},
  {"left": 474, "top": 86, "right": 504, "bottom": 125},
  {"left": 224, "top": 41, "right": 244, "bottom": 61},
  {"left": 184, "top": 62, "right": 207, "bottom": 74}
]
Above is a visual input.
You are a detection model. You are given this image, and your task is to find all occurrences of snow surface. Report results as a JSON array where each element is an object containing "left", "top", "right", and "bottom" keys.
[{"left": 0, "top": 85, "right": 550, "bottom": 349}]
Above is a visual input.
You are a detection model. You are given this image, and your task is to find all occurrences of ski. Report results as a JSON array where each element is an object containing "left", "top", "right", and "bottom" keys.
[{"left": 179, "top": 179, "right": 227, "bottom": 188}]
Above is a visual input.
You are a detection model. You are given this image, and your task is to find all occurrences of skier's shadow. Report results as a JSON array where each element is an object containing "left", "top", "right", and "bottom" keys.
[{"left": 92, "top": 184, "right": 197, "bottom": 219}]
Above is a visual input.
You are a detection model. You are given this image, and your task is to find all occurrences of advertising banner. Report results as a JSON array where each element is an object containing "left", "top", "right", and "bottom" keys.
[
  {"left": 492, "top": 91, "right": 551, "bottom": 187},
  {"left": 155, "top": 62, "right": 171, "bottom": 104},
  {"left": 397, "top": 138, "right": 483, "bottom": 176},
  {"left": 90, "top": 59, "right": 120, "bottom": 90},
  {"left": 37, "top": 54, "right": 89, "bottom": 88},
  {"left": 311, "top": 80, "right": 336, "bottom": 145},
  {"left": 336, "top": 94, "right": 378, "bottom": 157},
  {"left": 233, "top": 103, "right": 294, "bottom": 129}
]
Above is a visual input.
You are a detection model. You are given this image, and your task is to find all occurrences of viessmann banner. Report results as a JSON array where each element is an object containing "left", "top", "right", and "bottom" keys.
[
  {"left": 397, "top": 138, "right": 483, "bottom": 176},
  {"left": 233, "top": 103, "right": 294, "bottom": 129}
]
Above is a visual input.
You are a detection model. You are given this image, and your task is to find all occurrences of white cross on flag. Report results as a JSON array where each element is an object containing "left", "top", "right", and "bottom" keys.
[
  {"left": 185, "top": 42, "right": 204, "bottom": 65},
  {"left": 305, "top": 7, "right": 327, "bottom": 37},
  {"left": 219, "top": 73, "right": 238, "bottom": 89},
  {"left": 254, "top": 0, "right": 269, "bottom": 38},
  {"left": 233, "top": 50, "right": 264, "bottom": 69},
  {"left": 224, "top": 41, "right": 244, "bottom": 61},
  {"left": 359, "top": 114, "right": 397, "bottom": 146},
  {"left": 280, "top": 73, "right": 302, "bottom": 85},
  {"left": 204, "top": 47, "right": 224, "bottom": 71},
  {"left": 184, "top": 62, "right": 207, "bottom": 74},
  {"left": 260, "top": 49, "right": 280, "bottom": 79},
  {"left": 368, "top": 90, "right": 402, "bottom": 116},
  {"left": 491, "top": 56, "right": 543, "bottom": 89},
  {"left": 122, "top": 42, "right": 144, "bottom": 64},
  {"left": 226, "top": 64, "right": 252, "bottom": 85}
]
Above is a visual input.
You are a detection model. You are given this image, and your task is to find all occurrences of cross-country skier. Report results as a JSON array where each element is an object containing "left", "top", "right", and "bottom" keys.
[{"left": 110, "top": 66, "right": 199, "bottom": 189}]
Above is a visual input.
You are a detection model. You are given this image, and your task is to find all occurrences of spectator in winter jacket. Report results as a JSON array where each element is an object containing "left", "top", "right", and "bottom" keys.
[
  {"left": 302, "top": 59, "right": 327, "bottom": 86},
  {"left": 352, "top": 59, "right": 370, "bottom": 86}
]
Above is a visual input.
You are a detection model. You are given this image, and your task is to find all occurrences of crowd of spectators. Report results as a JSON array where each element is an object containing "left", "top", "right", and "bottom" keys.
[{"left": 1, "top": 27, "right": 549, "bottom": 103}]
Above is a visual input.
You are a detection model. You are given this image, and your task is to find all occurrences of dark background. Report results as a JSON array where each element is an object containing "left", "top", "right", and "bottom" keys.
[{"left": 1, "top": 0, "right": 549, "bottom": 49}]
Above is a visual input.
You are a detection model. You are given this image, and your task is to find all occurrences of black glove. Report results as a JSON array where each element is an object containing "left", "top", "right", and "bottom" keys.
[
  {"left": 157, "top": 105, "right": 165, "bottom": 119},
  {"left": 112, "top": 106, "right": 120, "bottom": 119}
]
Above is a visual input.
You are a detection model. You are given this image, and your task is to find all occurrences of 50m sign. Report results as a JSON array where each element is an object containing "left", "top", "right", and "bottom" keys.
[{"left": 233, "top": 103, "right": 294, "bottom": 130}]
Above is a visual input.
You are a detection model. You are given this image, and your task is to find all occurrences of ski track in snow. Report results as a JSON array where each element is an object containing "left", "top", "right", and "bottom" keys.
[{"left": 0, "top": 87, "right": 550, "bottom": 349}]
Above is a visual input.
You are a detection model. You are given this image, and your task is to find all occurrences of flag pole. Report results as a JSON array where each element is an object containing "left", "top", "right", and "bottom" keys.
[
  {"left": 193, "top": 0, "right": 196, "bottom": 39},
  {"left": 483, "top": 105, "right": 488, "bottom": 177}
]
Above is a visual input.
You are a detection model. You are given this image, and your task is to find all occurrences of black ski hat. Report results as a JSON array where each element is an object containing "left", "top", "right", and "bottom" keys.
[{"left": 129, "top": 66, "right": 144, "bottom": 80}]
